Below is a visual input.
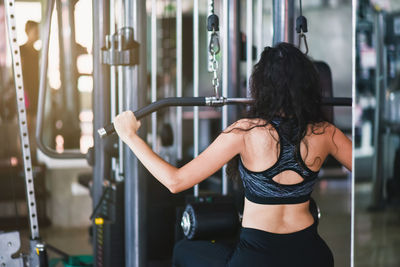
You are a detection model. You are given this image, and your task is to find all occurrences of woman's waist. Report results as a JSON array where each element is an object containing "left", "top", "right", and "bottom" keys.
[{"left": 241, "top": 200, "right": 315, "bottom": 234}]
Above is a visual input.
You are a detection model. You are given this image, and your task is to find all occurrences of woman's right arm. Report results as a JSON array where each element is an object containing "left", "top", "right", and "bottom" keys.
[{"left": 328, "top": 125, "right": 352, "bottom": 171}]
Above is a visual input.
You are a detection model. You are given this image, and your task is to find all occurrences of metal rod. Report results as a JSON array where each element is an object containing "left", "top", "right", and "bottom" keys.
[
  {"left": 151, "top": 0, "right": 157, "bottom": 151},
  {"left": 371, "top": 11, "right": 385, "bottom": 208},
  {"left": 123, "top": 0, "right": 147, "bottom": 266},
  {"left": 256, "top": 0, "right": 263, "bottom": 60},
  {"left": 110, "top": 0, "right": 119, "bottom": 181},
  {"left": 272, "top": 0, "right": 295, "bottom": 45},
  {"left": 116, "top": 2, "right": 126, "bottom": 180},
  {"left": 246, "top": 0, "right": 253, "bottom": 97},
  {"left": 193, "top": 0, "right": 200, "bottom": 197},
  {"left": 222, "top": 0, "right": 229, "bottom": 195},
  {"left": 109, "top": 2, "right": 116, "bottom": 114},
  {"left": 92, "top": 0, "right": 111, "bottom": 265},
  {"left": 118, "top": 65, "right": 125, "bottom": 176},
  {"left": 5, "top": 0, "right": 40, "bottom": 240},
  {"left": 351, "top": 0, "right": 356, "bottom": 263},
  {"left": 228, "top": 0, "right": 240, "bottom": 124},
  {"left": 176, "top": 0, "right": 183, "bottom": 160}
]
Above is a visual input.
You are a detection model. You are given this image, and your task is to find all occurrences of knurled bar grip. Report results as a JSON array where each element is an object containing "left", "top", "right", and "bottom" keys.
[
  {"left": 5, "top": 0, "right": 40, "bottom": 239},
  {"left": 98, "top": 96, "right": 352, "bottom": 138}
]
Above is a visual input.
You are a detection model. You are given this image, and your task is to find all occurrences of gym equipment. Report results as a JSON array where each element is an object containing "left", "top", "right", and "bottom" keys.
[
  {"left": 309, "top": 197, "right": 321, "bottom": 225},
  {"left": 3, "top": 0, "right": 47, "bottom": 266},
  {"left": 180, "top": 197, "right": 321, "bottom": 240},
  {"left": 2, "top": 1, "right": 80, "bottom": 266},
  {"left": 4, "top": 0, "right": 40, "bottom": 241},
  {"left": 0, "top": 231, "right": 24, "bottom": 267},
  {"left": 98, "top": 96, "right": 352, "bottom": 138},
  {"left": 296, "top": 0, "right": 309, "bottom": 54},
  {"left": 181, "top": 199, "right": 240, "bottom": 240}
]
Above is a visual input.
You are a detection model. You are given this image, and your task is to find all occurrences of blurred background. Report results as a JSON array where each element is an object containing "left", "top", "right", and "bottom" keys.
[{"left": 356, "top": 0, "right": 400, "bottom": 266}]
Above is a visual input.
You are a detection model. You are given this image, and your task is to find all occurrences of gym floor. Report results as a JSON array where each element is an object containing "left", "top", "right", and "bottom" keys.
[
  {"left": 354, "top": 182, "right": 400, "bottom": 267},
  {"left": 313, "top": 176, "right": 351, "bottom": 267}
]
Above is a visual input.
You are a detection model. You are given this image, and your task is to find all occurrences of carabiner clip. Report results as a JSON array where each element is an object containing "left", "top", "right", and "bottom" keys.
[
  {"left": 209, "top": 31, "right": 220, "bottom": 55},
  {"left": 298, "top": 33, "right": 309, "bottom": 55}
]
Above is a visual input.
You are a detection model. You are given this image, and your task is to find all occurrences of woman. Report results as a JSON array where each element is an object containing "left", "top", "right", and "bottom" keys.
[{"left": 114, "top": 43, "right": 352, "bottom": 267}]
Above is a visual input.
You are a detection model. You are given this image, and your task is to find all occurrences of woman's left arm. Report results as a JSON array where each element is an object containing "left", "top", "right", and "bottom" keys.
[{"left": 114, "top": 111, "right": 244, "bottom": 193}]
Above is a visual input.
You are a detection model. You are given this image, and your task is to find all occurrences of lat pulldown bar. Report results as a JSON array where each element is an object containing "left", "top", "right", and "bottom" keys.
[{"left": 98, "top": 96, "right": 352, "bottom": 138}]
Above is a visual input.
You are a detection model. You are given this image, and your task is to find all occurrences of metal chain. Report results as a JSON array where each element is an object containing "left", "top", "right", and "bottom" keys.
[
  {"left": 210, "top": 0, "right": 215, "bottom": 14},
  {"left": 210, "top": 31, "right": 220, "bottom": 98},
  {"left": 208, "top": 0, "right": 220, "bottom": 98},
  {"left": 4, "top": 0, "right": 40, "bottom": 239},
  {"left": 297, "top": 0, "right": 308, "bottom": 55}
]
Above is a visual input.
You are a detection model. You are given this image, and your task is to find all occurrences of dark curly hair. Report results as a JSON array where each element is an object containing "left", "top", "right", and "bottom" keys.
[{"left": 226, "top": 42, "right": 331, "bottom": 180}]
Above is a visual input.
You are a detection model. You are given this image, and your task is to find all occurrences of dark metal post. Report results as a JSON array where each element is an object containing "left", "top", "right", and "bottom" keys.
[
  {"left": 92, "top": 0, "right": 110, "bottom": 266},
  {"left": 122, "top": 0, "right": 148, "bottom": 266},
  {"left": 227, "top": 0, "right": 240, "bottom": 123},
  {"left": 371, "top": 11, "right": 386, "bottom": 209}
]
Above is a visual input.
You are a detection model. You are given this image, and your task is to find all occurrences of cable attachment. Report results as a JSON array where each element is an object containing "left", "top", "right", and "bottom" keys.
[
  {"left": 296, "top": 15, "right": 309, "bottom": 55},
  {"left": 209, "top": 31, "right": 220, "bottom": 55},
  {"left": 296, "top": 15, "right": 308, "bottom": 34},
  {"left": 207, "top": 14, "right": 219, "bottom": 32},
  {"left": 298, "top": 32, "right": 309, "bottom": 55}
]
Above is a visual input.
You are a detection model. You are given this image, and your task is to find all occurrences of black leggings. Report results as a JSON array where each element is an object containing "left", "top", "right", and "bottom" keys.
[{"left": 172, "top": 222, "right": 334, "bottom": 267}]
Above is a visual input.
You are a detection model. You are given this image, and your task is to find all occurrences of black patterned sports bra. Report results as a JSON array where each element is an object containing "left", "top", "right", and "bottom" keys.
[{"left": 238, "top": 117, "right": 320, "bottom": 204}]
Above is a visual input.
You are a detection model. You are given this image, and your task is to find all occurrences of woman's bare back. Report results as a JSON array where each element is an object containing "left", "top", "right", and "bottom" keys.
[{"left": 238, "top": 118, "right": 351, "bottom": 233}]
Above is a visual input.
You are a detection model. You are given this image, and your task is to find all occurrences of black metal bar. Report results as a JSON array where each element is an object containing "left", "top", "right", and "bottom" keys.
[
  {"left": 92, "top": 0, "right": 111, "bottom": 266},
  {"left": 321, "top": 97, "right": 352, "bottom": 106},
  {"left": 98, "top": 96, "right": 351, "bottom": 138},
  {"left": 134, "top": 97, "right": 207, "bottom": 119},
  {"left": 98, "top": 97, "right": 207, "bottom": 137},
  {"left": 226, "top": 97, "right": 353, "bottom": 106}
]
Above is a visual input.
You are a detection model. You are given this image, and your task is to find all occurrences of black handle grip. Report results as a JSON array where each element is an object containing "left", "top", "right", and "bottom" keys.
[
  {"left": 98, "top": 97, "right": 207, "bottom": 138},
  {"left": 98, "top": 123, "right": 116, "bottom": 138}
]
